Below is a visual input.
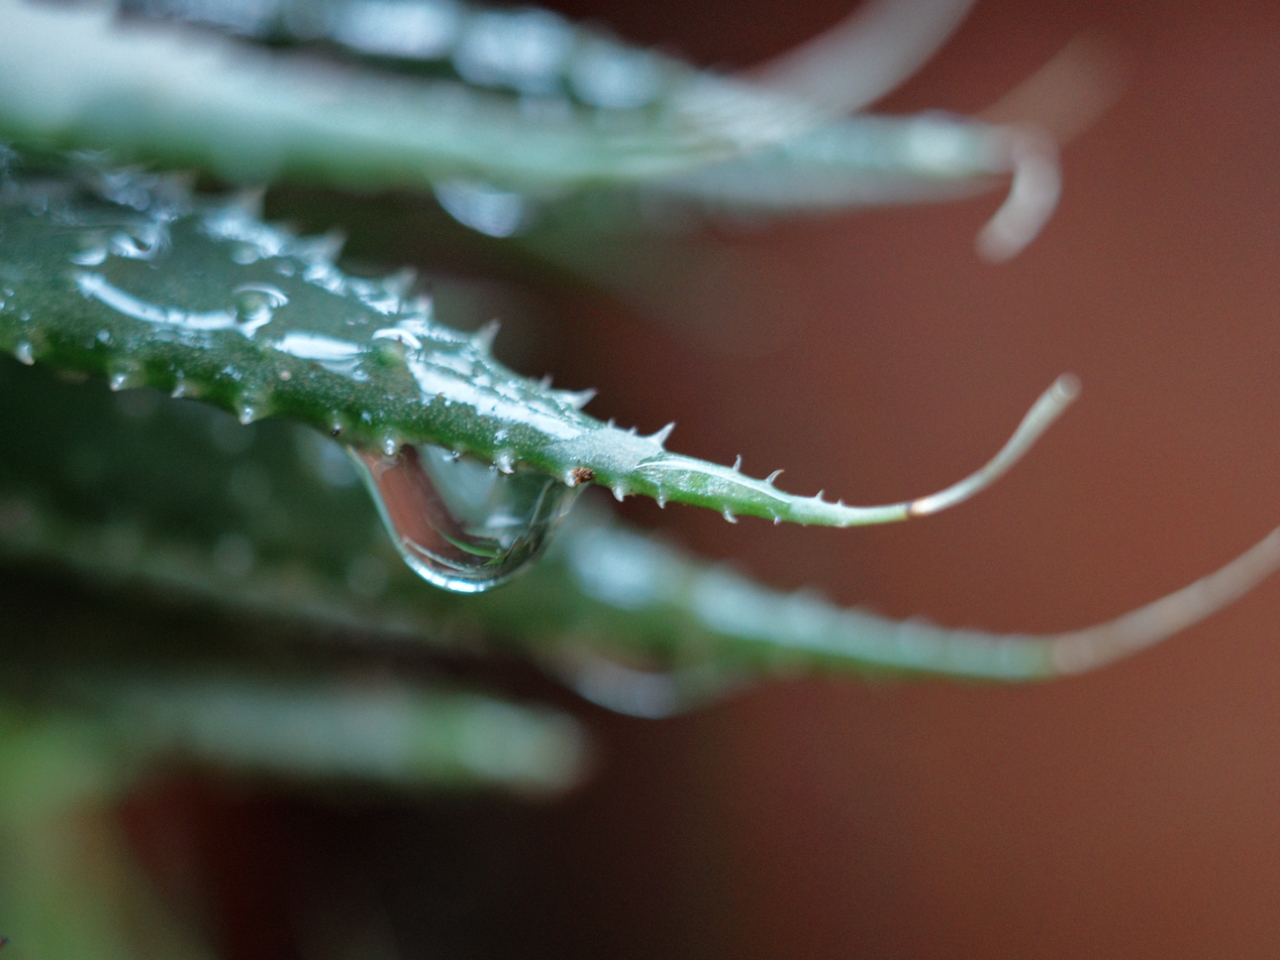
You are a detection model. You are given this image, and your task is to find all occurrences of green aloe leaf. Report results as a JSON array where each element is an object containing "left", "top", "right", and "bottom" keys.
[
  {"left": 0, "top": 0, "right": 1044, "bottom": 256},
  {"left": 2, "top": 356, "right": 1275, "bottom": 720},
  {"left": 0, "top": 153, "right": 1073, "bottom": 546}
]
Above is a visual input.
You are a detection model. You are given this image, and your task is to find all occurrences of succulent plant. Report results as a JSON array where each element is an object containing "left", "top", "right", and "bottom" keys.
[{"left": 0, "top": 0, "right": 1274, "bottom": 955}]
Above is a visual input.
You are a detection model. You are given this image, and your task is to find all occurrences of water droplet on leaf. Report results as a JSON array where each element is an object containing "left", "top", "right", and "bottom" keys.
[
  {"left": 433, "top": 180, "right": 530, "bottom": 237},
  {"left": 351, "top": 443, "right": 579, "bottom": 593}
]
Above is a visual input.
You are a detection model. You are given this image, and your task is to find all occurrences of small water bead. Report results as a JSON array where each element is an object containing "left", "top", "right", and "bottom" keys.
[
  {"left": 109, "top": 223, "right": 169, "bottom": 260},
  {"left": 350, "top": 443, "right": 580, "bottom": 593},
  {"left": 330, "top": 0, "right": 461, "bottom": 60},
  {"left": 569, "top": 39, "right": 663, "bottom": 110},
  {"left": 232, "top": 282, "right": 288, "bottom": 335},
  {"left": 433, "top": 180, "right": 529, "bottom": 237},
  {"left": 452, "top": 8, "right": 573, "bottom": 95},
  {"left": 270, "top": 331, "right": 368, "bottom": 381},
  {"left": 14, "top": 342, "right": 32, "bottom": 365}
]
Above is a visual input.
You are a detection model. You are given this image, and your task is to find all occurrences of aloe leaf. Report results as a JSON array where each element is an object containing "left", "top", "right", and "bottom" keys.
[
  {"left": 0, "top": 0, "right": 1040, "bottom": 244},
  {"left": 0, "top": 155, "right": 1070, "bottom": 535},
  {"left": 2, "top": 359, "right": 1275, "bottom": 718},
  {"left": 82, "top": 674, "right": 589, "bottom": 793},
  {"left": 0, "top": 0, "right": 755, "bottom": 188}
]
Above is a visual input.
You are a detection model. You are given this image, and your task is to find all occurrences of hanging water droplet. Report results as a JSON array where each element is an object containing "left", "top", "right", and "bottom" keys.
[
  {"left": 350, "top": 443, "right": 579, "bottom": 593},
  {"left": 14, "top": 342, "right": 33, "bottom": 365},
  {"left": 433, "top": 180, "right": 530, "bottom": 237}
]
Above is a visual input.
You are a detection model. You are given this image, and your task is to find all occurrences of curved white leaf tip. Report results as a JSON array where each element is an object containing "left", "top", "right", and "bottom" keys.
[
  {"left": 976, "top": 130, "right": 1062, "bottom": 262},
  {"left": 1050, "top": 527, "right": 1280, "bottom": 675},
  {"left": 749, "top": 0, "right": 978, "bottom": 115},
  {"left": 982, "top": 33, "right": 1128, "bottom": 147},
  {"left": 711, "top": 375, "right": 1079, "bottom": 528},
  {"left": 906, "top": 374, "right": 1080, "bottom": 518}
]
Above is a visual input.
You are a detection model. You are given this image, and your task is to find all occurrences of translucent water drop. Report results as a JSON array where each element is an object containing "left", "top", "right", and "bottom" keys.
[
  {"left": 452, "top": 8, "right": 572, "bottom": 94},
  {"left": 14, "top": 342, "right": 33, "bottom": 365},
  {"left": 330, "top": 0, "right": 460, "bottom": 59},
  {"left": 350, "top": 443, "right": 579, "bottom": 593},
  {"left": 433, "top": 180, "right": 530, "bottom": 238},
  {"left": 232, "top": 283, "right": 287, "bottom": 336},
  {"left": 569, "top": 39, "right": 662, "bottom": 110}
]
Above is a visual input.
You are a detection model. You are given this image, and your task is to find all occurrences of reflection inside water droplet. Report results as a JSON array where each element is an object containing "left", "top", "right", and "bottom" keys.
[{"left": 351, "top": 443, "right": 579, "bottom": 593}]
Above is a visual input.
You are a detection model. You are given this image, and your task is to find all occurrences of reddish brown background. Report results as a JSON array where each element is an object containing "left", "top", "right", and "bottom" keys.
[
  {"left": 545, "top": 0, "right": 1280, "bottom": 955},
  {"left": 128, "top": 0, "right": 1280, "bottom": 957}
]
